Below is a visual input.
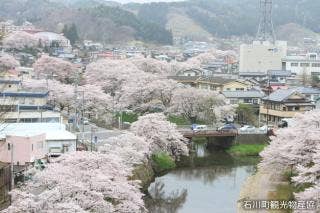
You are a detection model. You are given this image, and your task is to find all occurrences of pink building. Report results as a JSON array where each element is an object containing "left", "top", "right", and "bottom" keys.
[{"left": 0, "top": 134, "right": 46, "bottom": 166}]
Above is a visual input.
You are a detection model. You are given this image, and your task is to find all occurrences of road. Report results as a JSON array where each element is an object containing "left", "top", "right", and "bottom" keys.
[{"left": 75, "top": 123, "right": 125, "bottom": 148}]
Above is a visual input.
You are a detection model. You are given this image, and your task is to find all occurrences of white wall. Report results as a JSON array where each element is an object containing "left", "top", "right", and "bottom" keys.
[{"left": 239, "top": 40, "right": 287, "bottom": 73}]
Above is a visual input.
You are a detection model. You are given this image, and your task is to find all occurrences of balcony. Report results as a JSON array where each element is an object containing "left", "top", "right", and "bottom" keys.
[{"left": 260, "top": 106, "right": 299, "bottom": 118}]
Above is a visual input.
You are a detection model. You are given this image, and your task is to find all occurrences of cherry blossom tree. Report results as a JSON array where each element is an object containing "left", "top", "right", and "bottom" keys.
[
  {"left": 3, "top": 152, "right": 145, "bottom": 213},
  {"left": 170, "top": 87, "right": 229, "bottom": 124},
  {"left": 22, "top": 79, "right": 111, "bottom": 115},
  {"left": 259, "top": 110, "right": 320, "bottom": 205},
  {"left": 2, "top": 31, "right": 39, "bottom": 50},
  {"left": 99, "top": 133, "right": 150, "bottom": 166},
  {"left": 130, "top": 56, "right": 172, "bottom": 76},
  {"left": 130, "top": 113, "right": 189, "bottom": 157},
  {"left": 85, "top": 59, "right": 179, "bottom": 112},
  {"left": 33, "top": 55, "right": 79, "bottom": 84},
  {"left": 3, "top": 113, "right": 189, "bottom": 212},
  {"left": 0, "top": 53, "right": 20, "bottom": 71}
]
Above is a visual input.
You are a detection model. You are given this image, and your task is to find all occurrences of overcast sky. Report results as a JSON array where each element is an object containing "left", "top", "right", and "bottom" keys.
[{"left": 113, "top": 0, "right": 185, "bottom": 3}]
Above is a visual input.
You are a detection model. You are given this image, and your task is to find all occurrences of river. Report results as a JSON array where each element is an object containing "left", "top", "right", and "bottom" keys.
[{"left": 146, "top": 142, "right": 259, "bottom": 213}]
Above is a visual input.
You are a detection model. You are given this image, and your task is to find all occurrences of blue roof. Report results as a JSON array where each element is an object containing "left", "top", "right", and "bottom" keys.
[
  {"left": 294, "top": 87, "right": 320, "bottom": 94},
  {"left": 0, "top": 80, "right": 21, "bottom": 84},
  {"left": 0, "top": 91, "right": 49, "bottom": 98}
]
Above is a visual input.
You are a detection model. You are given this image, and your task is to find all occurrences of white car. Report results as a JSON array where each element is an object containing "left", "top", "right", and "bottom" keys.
[
  {"left": 259, "top": 125, "right": 268, "bottom": 133},
  {"left": 239, "top": 125, "right": 256, "bottom": 132},
  {"left": 83, "top": 119, "right": 89, "bottom": 125},
  {"left": 193, "top": 125, "right": 208, "bottom": 131}
]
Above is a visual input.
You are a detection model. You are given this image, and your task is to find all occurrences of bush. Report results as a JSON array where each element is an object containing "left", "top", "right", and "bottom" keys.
[{"left": 152, "top": 152, "right": 176, "bottom": 173}]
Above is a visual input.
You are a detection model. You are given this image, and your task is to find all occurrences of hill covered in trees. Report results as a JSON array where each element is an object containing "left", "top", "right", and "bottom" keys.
[
  {"left": 126, "top": 0, "right": 320, "bottom": 41},
  {"left": 1, "top": 0, "right": 320, "bottom": 44},
  {"left": 0, "top": 0, "right": 173, "bottom": 44}
]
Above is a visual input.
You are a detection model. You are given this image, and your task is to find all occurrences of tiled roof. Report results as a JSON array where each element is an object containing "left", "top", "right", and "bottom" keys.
[
  {"left": 222, "top": 90, "right": 265, "bottom": 98},
  {"left": 294, "top": 87, "right": 320, "bottom": 94},
  {"left": 263, "top": 89, "right": 301, "bottom": 102}
]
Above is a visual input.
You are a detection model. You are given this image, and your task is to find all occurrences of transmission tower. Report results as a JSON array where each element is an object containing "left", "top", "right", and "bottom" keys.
[{"left": 256, "top": 0, "right": 276, "bottom": 43}]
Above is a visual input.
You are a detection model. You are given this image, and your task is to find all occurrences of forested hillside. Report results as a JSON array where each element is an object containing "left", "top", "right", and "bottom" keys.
[
  {"left": 1, "top": 0, "right": 320, "bottom": 43},
  {"left": 0, "top": 0, "right": 173, "bottom": 44}
]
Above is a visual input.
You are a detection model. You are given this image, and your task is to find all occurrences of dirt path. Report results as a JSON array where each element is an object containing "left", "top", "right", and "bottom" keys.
[{"left": 237, "top": 169, "right": 284, "bottom": 213}]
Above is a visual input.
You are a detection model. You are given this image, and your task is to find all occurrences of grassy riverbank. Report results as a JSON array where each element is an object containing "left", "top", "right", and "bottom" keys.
[{"left": 227, "top": 144, "right": 267, "bottom": 156}]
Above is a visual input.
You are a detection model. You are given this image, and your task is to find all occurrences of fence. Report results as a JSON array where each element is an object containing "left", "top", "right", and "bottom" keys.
[{"left": 0, "top": 164, "right": 11, "bottom": 211}]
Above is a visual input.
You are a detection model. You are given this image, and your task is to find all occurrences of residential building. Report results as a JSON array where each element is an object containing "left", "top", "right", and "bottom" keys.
[
  {"left": 0, "top": 89, "right": 61, "bottom": 123},
  {"left": 282, "top": 53, "right": 320, "bottom": 77},
  {"left": 0, "top": 79, "right": 21, "bottom": 91},
  {"left": 169, "top": 75, "right": 251, "bottom": 92},
  {"left": 176, "top": 68, "right": 204, "bottom": 77},
  {"left": 34, "top": 31, "right": 71, "bottom": 52},
  {"left": 222, "top": 80, "right": 252, "bottom": 91},
  {"left": 0, "top": 162, "right": 10, "bottom": 211},
  {"left": 239, "top": 40, "right": 287, "bottom": 74},
  {"left": 0, "top": 123, "right": 77, "bottom": 158},
  {"left": 260, "top": 89, "right": 315, "bottom": 125},
  {"left": 0, "top": 20, "right": 36, "bottom": 35},
  {"left": 222, "top": 90, "right": 265, "bottom": 105},
  {"left": 0, "top": 134, "right": 46, "bottom": 166},
  {"left": 294, "top": 87, "right": 320, "bottom": 108}
]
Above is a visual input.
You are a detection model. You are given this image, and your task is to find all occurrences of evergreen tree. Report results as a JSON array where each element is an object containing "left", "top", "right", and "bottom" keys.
[{"left": 62, "top": 23, "right": 79, "bottom": 46}]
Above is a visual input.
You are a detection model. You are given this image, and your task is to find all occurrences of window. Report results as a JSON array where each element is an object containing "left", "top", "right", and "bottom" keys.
[
  {"left": 300, "top": 63, "right": 310, "bottom": 67},
  {"left": 291, "top": 63, "right": 298, "bottom": 67},
  {"left": 244, "top": 98, "right": 252, "bottom": 103},
  {"left": 312, "top": 63, "right": 320, "bottom": 67},
  {"left": 236, "top": 88, "right": 244, "bottom": 91}
]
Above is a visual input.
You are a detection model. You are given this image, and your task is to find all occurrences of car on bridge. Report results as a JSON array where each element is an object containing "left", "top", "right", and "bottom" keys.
[
  {"left": 239, "top": 125, "right": 256, "bottom": 133},
  {"left": 191, "top": 124, "right": 208, "bottom": 131},
  {"left": 218, "top": 124, "right": 237, "bottom": 131}
]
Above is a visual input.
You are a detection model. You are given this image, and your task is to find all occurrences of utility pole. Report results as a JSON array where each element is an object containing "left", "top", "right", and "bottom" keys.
[{"left": 9, "top": 143, "right": 14, "bottom": 189}]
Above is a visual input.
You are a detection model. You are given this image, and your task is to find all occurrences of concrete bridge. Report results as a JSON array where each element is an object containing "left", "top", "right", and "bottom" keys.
[
  {"left": 180, "top": 130, "right": 238, "bottom": 138},
  {"left": 179, "top": 129, "right": 269, "bottom": 148}
]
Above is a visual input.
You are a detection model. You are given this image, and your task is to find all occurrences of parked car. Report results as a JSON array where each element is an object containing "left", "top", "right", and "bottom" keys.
[
  {"left": 259, "top": 125, "right": 268, "bottom": 133},
  {"left": 83, "top": 118, "right": 89, "bottom": 125},
  {"left": 239, "top": 125, "right": 256, "bottom": 132},
  {"left": 218, "top": 124, "right": 237, "bottom": 131},
  {"left": 192, "top": 125, "right": 208, "bottom": 131}
]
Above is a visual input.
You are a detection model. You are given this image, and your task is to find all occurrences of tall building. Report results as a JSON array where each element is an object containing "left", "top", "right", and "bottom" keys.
[
  {"left": 239, "top": 0, "right": 287, "bottom": 74},
  {"left": 239, "top": 40, "right": 287, "bottom": 73}
]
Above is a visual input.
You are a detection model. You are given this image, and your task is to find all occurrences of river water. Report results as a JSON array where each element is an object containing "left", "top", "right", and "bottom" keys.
[{"left": 146, "top": 143, "right": 259, "bottom": 213}]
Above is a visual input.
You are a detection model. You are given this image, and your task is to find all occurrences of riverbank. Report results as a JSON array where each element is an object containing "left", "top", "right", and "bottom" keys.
[
  {"left": 237, "top": 169, "right": 289, "bottom": 213},
  {"left": 227, "top": 144, "right": 267, "bottom": 156}
]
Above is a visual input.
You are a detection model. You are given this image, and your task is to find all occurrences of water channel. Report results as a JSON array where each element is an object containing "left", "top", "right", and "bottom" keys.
[{"left": 146, "top": 142, "right": 260, "bottom": 213}]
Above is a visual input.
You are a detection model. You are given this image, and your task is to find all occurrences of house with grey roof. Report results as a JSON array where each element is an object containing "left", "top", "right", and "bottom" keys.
[
  {"left": 260, "top": 89, "right": 315, "bottom": 125},
  {"left": 222, "top": 90, "right": 265, "bottom": 105},
  {"left": 294, "top": 87, "right": 320, "bottom": 108}
]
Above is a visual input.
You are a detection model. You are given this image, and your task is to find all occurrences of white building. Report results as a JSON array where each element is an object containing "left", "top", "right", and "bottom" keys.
[
  {"left": 282, "top": 53, "right": 320, "bottom": 77},
  {"left": 0, "top": 123, "right": 77, "bottom": 157},
  {"left": 239, "top": 40, "right": 287, "bottom": 74},
  {"left": 34, "top": 31, "right": 71, "bottom": 51},
  {"left": 0, "top": 20, "right": 36, "bottom": 35}
]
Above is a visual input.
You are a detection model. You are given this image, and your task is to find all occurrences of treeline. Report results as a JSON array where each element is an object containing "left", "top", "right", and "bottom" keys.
[
  {"left": 134, "top": 0, "right": 320, "bottom": 38},
  {"left": 91, "top": 6, "right": 173, "bottom": 44}
]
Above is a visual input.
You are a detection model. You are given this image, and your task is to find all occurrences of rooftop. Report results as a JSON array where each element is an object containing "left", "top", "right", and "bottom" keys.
[
  {"left": 222, "top": 90, "right": 265, "bottom": 98},
  {"left": 294, "top": 87, "right": 320, "bottom": 94},
  {"left": 263, "top": 89, "right": 305, "bottom": 102},
  {"left": 0, "top": 123, "right": 76, "bottom": 141}
]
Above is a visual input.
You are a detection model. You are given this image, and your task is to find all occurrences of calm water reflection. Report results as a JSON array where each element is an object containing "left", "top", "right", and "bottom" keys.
[{"left": 146, "top": 143, "right": 258, "bottom": 213}]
